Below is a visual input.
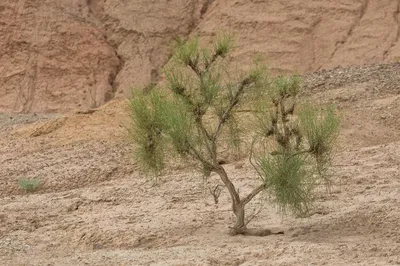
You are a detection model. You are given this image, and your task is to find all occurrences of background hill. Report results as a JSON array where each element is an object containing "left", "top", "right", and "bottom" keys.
[{"left": 1, "top": 0, "right": 400, "bottom": 112}]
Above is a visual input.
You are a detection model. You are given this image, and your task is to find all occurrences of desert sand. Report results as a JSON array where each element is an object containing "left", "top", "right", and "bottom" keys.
[
  {"left": 1, "top": 63, "right": 400, "bottom": 265},
  {"left": 1, "top": 0, "right": 400, "bottom": 265}
]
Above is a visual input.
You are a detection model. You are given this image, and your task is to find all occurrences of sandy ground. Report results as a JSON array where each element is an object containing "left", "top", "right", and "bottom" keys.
[{"left": 1, "top": 64, "right": 400, "bottom": 265}]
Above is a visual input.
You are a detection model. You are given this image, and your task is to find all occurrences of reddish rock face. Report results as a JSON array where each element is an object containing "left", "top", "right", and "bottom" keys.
[
  {"left": 0, "top": 0, "right": 119, "bottom": 113},
  {"left": 1, "top": 0, "right": 400, "bottom": 113},
  {"left": 0, "top": 0, "right": 205, "bottom": 113}
]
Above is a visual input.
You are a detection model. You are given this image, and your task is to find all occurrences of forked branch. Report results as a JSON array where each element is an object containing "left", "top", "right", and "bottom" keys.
[
  {"left": 241, "top": 183, "right": 266, "bottom": 206},
  {"left": 213, "top": 77, "right": 253, "bottom": 140}
]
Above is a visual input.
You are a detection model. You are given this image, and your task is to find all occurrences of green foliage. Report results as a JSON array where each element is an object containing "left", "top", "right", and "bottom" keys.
[
  {"left": 128, "top": 34, "right": 340, "bottom": 229},
  {"left": 174, "top": 37, "right": 200, "bottom": 67},
  {"left": 129, "top": 89, "right": 196, "bottom": 173},
  {"left": 130, "top": 34, "right": 265, "bottom": 173},
  {"left": 251, "top": 74, "right": 340, "bottom": 214},
  {"left": 18, "top": 178, "right": 41, "bottom": 193},
  {"left": 271, "top": 75, "right": 301, "bottom": 99},
  {"left": 258, "top": 150, "right": 314, "bottom": 215},
  {"left": 128, "top": 91, "right": 166, "bottom": 173},
  {"left": 298, "top": 103, "right": 341, "bottom": 177},
  {"left": 298, "top": 104, "right": 340, "bottom": 157},
  {"left": 213, "top": 33, "right": 234, "bottom": 58},
  {"left": 159, "top": 98, "right": 193, "bottom": 156},
  {"left": 198, "top": 71, "right": 222, "bottom": 105}
]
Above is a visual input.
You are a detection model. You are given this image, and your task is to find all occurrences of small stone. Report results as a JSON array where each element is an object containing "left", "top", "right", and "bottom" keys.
[{"left": 93, "top": 243, "right": 104, "bottom": 250}]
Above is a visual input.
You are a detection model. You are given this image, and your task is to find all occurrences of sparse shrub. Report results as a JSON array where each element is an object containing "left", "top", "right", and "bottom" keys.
[
  {"left": 128, "top": 35, "right": 340, "bottom": 236},
  {"left": 18, "top": 178, "right": 41, "bottom": 193}
]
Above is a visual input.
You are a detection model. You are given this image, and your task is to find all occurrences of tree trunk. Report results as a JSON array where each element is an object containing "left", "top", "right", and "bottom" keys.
[
  {"left": 214, "top": 165, "right": 281, "bottom": 236},
  {"left": 234, "top": 203, "right": 246, "bottom": 229},
  {"left": 214, "top": 165, "right": 240, "bottom": 209},
  {"left": 230, "top": 203, "right": 273, "bottom": 236}
]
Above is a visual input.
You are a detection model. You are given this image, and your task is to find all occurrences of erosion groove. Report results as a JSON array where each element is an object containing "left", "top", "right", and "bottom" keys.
[
  {"left": 1, "top": 0, "right": 400, "bottom": 112},
  {"left": 384, "top": 0, "right": 400, "bottom": 59},
  {"left": 84, "top": 0, "right": 123, "bottom": 104},
  {"left": 200, "top": 0, "right": 216, "bottom": 19},
  {"left": 308, "top": 18, "right": 322, "bottom": 71},
  {"left": 326, "top": 0, "right": 369, "bottom": 65}
]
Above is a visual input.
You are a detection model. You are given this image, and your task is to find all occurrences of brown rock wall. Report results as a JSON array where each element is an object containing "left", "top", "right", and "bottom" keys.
[{"left": 1, "top": 0, "right": 400, "bottom": 113}]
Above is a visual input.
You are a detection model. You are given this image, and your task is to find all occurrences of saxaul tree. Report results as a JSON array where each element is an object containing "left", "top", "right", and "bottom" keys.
[{"left": 129, "top": 35, "right": 340, "bottom": 236}]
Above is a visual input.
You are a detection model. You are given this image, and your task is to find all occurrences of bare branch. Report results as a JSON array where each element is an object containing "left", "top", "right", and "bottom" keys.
[
  {"left": 209, "top": 184, "right": 222, "bottom": 204},
  {"left": 241, "top": 183, "right": 266, "bottom": 207},
  {"left": 188, "top": 60, "right": 202, "bottom": 77},
  {"left": 244, "top": 207, "right": 263, "bottom": 227},
  {"left": 214, "top": 165, "right": 241, "bottom": 206},
  {"left": 213, "top": 77, "right": 253, "bottom": 140},
  {"left": 249, "top": 137, "right": 265, "bottom": 181},
  {"left": 187, "top": 142, "right": 214, "bottom": 169},
  {"left": 195, "top": 118, "right": 216, "bottom": 162},
  {"left": 204, "top": 53, "right": 219, "bottom": 71}
]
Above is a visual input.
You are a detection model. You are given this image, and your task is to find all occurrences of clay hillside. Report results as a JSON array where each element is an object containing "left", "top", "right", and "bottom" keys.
[
  {"left": 2, "top": 0, "right": 400, "bottom": 112},
  {"left": 1, "top": 0, "right": 400, "bottom": 265}
]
